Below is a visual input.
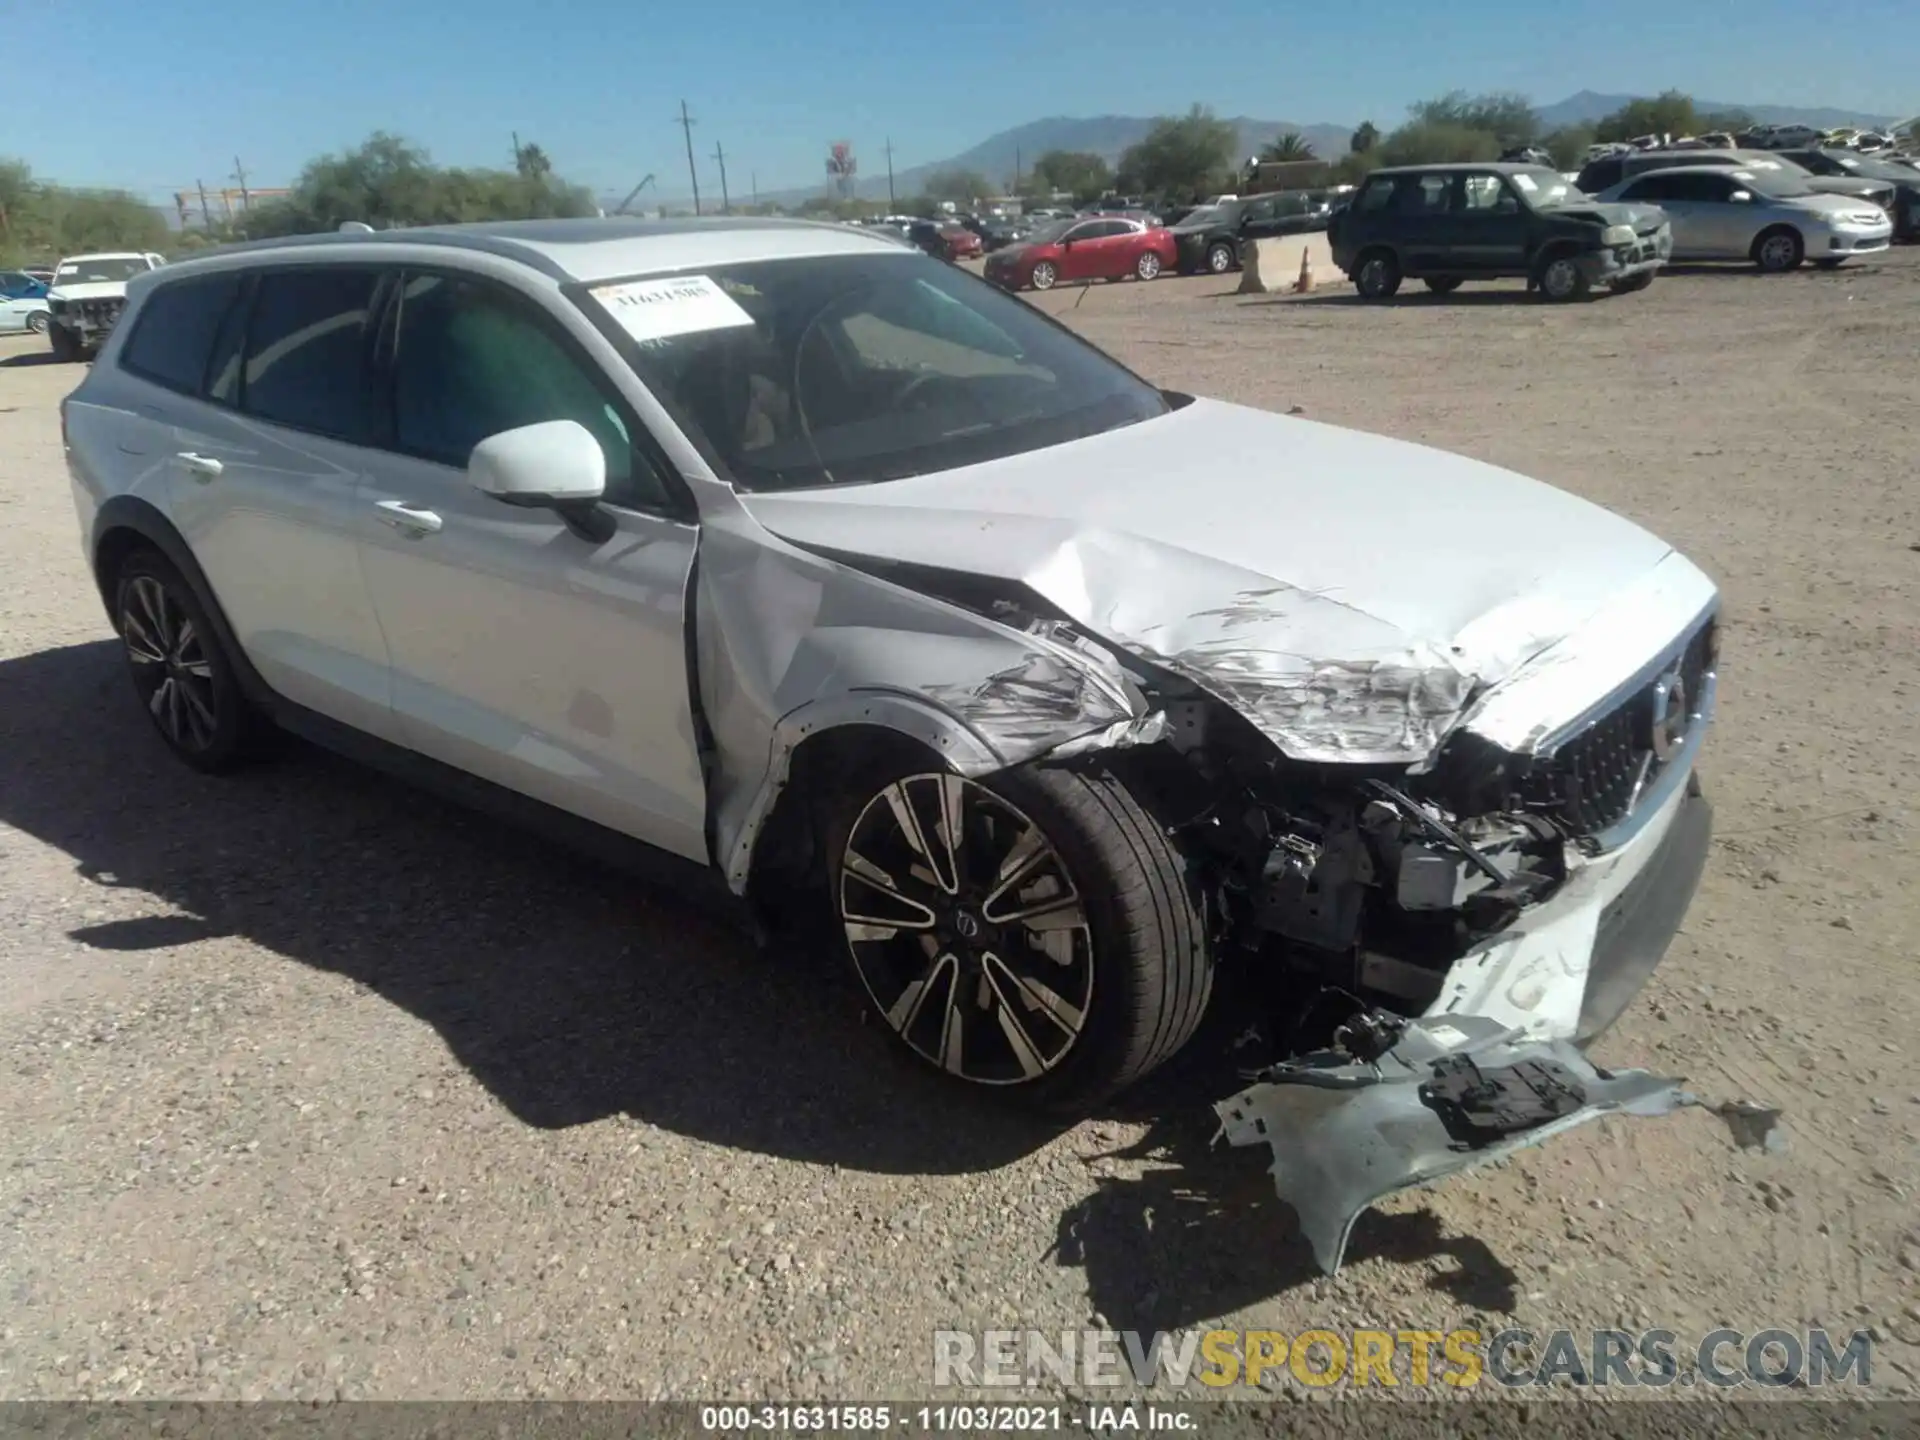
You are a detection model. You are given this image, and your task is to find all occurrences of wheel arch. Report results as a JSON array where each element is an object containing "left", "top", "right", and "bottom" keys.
[
  {"left": 724, "top": 693, "right": 1012, "bottom": 902},
  {"left": 90, "top": 496, "right": 273, "bottom": 707}
]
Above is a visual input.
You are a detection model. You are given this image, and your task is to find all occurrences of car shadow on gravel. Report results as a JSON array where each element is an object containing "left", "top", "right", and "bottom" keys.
[
  {"left": 0, "top": 639, "right": 1068, "bottom": 1178},
  {"left": 1046, "top": 974, "right": 1524, "bottom": 1326},
  {"left": 0, "top": 351, "right": 65, "bottom": 367}
]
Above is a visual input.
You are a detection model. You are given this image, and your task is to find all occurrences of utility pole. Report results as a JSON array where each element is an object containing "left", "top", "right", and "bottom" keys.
[
  {"left": 712, "top": 141, "right": 731, "bottom": 213},
  {"left": 1014, "top": 146, "right": 1022, "bottom": 193},
  {"left": 512, "top": 130, "right": 521, "bottom": 169},
  {"left": 751, "top": 172, "right": 758, "bottom": 208},
  {"left": 196, "top": 180, "right": 212, "bottom": 228},
  {"left": 676, "top": 100, "right": 701, "bottom": 215},
  {"left": 885, "top": 137, "right": 896, "bottom": 207},
  {"left": 231, "top": 157, "right": 250, "bottom": 211}
]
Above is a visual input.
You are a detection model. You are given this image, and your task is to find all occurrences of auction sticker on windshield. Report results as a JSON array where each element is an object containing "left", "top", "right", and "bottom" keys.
[{"left": 590, "top": 274, "right": 755, "bottom": 342}]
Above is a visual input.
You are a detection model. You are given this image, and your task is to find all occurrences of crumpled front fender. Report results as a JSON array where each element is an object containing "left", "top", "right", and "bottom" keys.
[{"left": 694, "top": 510, "right": 1155, "bottom": 895}]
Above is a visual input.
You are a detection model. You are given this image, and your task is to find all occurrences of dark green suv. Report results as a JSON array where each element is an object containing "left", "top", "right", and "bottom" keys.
[{"left": 1328, "top": 163, "right": 1672, "bottom": 301}]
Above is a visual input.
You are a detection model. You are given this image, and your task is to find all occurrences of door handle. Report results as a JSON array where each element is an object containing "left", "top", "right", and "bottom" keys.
[
  {"left": 374, "top": 499, "right": 443, "bottom": 536},
  {"left": 176, "top": 451, "right": 223, "bottom": 480}
]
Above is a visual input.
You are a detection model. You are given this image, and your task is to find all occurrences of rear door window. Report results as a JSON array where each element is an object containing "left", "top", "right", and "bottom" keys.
[
  {"left": 118, "top": 272, "right": 245, "bottom": 396},
  {"left": 239, "top": 268, "right": 386, "bottom": 445}
]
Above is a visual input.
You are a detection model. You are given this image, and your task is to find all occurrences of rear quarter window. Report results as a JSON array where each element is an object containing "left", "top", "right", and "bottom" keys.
[{"left": 118, "top": 273, "right": 246, "bottom": 396}]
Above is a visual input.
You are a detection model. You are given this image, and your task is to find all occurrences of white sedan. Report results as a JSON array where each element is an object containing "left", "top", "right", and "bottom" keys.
[
  {"left": 1596, "top": 164, "right": 1892, "bottom": 270},
  {"left": 0, "top": 291, "right": 50, "bottom": 335}
]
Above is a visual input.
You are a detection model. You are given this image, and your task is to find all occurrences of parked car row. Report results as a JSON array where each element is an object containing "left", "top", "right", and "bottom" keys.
[{"left": 1325, "top": 156, "right": 1896, "bottom": 302}]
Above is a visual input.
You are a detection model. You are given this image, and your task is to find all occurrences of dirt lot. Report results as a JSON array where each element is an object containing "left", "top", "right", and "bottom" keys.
[{"left": 2, "top": 253, "right": 1918, "bottom": 1406}]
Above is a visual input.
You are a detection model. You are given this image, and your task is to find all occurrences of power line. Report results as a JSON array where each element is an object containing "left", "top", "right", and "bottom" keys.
[{"left": 675, "top": 100, "right": 701, "bottom": 215}]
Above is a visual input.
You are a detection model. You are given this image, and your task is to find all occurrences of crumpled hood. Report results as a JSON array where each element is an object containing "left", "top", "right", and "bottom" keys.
[
  {"left": 1553, "top": 201, "right": 1665, "bottom": 230},
  {"left": 46, "top": 281, "right": 129, "bottom": 302},
  {"left": 738, "top": 398, "right": 1689, "bottom": 764}
]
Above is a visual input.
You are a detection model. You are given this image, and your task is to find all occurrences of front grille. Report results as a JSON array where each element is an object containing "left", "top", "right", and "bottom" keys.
[
  {"left": 77, "top": 297, "right": 125, "bottom": 330},
  {"left": 1522, "top": 618, "right": 1716, "bottom": 837}
]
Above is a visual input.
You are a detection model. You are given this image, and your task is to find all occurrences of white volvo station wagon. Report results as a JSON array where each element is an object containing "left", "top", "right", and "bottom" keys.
[{"left": 62, "top": 218, "right": 1720, "bottom": 1269}]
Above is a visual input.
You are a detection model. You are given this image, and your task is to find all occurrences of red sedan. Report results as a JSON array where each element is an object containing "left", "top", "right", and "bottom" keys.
[{"left": 983, "top": 216, "right": 1177, "bottom": 291}]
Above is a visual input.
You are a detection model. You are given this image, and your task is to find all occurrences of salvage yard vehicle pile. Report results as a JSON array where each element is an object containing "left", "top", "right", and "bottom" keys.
[{"left": 1, "top": 230, "right": 1916, "bottom": 1403}]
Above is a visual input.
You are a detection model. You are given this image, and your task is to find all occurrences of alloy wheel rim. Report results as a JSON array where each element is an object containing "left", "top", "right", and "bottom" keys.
[
  {"left": 1544, "top": 260, "right": 1577, "bottom": 297},
  {"left": 122, "top": 575, "right": 219, "bottom": 752},
  {"left": 840, "top": 774, "right": 1094, "bottom": 1086},
  {"left": 1361, "top": 259, "right": 1388, "bottom": 292},
  {"left": 1139, "top": 253, "right": 1160, "bottom": 278},
  {"left": 1761, "top": 236, "right": 1795, "bottom": 269},
  {"left": 28, "top": 313, "right": 47, "bottom": 333},
  {"left": 1209, "top": 246, "right": 1232, "bottom": 272},
  {"left": 1031, "top": 263, "right": 1055, "bottom": 289}
]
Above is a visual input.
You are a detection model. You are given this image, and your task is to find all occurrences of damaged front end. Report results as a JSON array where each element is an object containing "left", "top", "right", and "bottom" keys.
[{"left": 716, "top": 501, "right": 1720, "bottom": 1270}]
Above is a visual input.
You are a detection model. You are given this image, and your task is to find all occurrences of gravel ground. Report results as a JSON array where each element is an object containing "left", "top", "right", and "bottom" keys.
[{"left": 1, "top": 252, "right": 1918, "bottom": 1407}]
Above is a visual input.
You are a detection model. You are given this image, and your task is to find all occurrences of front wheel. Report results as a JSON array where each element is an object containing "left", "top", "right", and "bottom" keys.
[
  {"left": 1754, "top": 228, "right": 1804, "bottom": 273},
  {"left": 1537, "top": 253, "right": 1592, "bottom": 302},
  {"left": 48, "top": 322, "right": 80, "bottom": 362},
  {"left": 1206, "top": 241, "right": 1236, "bottom": 274},
  {"left": 1029, "top": 260, "right": 1058, "bottom": 291},
  {"left": 829, "top": 764, "right": 1210, "bottom": 1112},
  {"left": 1134, "top": 250, "right": 1162, "bottom": 280},
  {"left": 26, "top": 311, "right": 49, "bottom": 335}
]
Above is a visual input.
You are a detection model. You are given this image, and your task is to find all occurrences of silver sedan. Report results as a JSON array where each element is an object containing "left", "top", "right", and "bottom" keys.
[{"left": 1596, "top": 164, "right": 1892, "bottom": 271}]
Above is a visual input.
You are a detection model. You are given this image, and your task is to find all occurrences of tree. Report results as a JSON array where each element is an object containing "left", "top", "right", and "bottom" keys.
[
  {"left": 238, "top": 131, "right": 594, "bottom": 238},
  {"left": 1541, "top": 124, "right": 1596, "bottom": 171},
  {"left": 1593, "top": 91, "right": 1750, "bottom": 144},
  {"left": 1350, "top": 121, "right": 1380, "bottom": 154},
  {"left": 1407, "top": 91, "right": 1540, "bottom": 148},
  {"left": 1376, "top": 121, "right": 1502, "bottom": 168},
  {"left": 1261, "top": 132, "right": 1316, "bottom": 162},
  {"left": 1028, "top": 149, "right": 1111, "bottom": 200},
  {"left": 1117, "top": 105, "right": 1238, "bottom": 198},
  {"left": 514, "top": 140, "right": 552, "bottom": 180},
  {"left": 921, "top": 167, "right": 990, "bottom": 204},
  {"left": 0, "top": 158, "right": 166, "bottom": 262}
]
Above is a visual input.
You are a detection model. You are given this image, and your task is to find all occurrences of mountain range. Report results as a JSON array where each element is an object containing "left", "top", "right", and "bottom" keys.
[{"left": 625, "top": 91, "right": 1901, "bottom": 209}]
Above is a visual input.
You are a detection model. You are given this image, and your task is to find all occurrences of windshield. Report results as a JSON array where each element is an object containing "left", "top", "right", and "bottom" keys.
[
  {"left": 1177, "top": 206, "right": 1226, "bottom": 228},
  {"left": 1508, "top": 169, "right": 1580, "bottom": 207},
  {"left": 588, "top": 253, "right": 1168, "bottom": 492},
  {"left": 53, "top": 256, "right": 150, "bottom": 286}
]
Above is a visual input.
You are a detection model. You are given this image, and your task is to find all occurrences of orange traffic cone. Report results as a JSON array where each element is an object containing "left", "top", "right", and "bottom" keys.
[{"left": 1294, "top": 248, "right": 1314, "bottom": 294}]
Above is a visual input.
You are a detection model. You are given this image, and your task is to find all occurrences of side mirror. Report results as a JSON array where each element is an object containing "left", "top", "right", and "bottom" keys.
[{"left": 468, "top": 419, "right": 614, "bottom": 542}]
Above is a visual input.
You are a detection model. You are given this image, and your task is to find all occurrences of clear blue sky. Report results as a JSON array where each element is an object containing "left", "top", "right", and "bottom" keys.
[{"left": 6, "top": 0, "right": 1914, "bottom": 204}]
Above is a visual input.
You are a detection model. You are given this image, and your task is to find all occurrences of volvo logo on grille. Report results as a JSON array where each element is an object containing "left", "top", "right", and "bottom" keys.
[{"left": 1648, "top": 669, "right": 1689, "bottom": 762}]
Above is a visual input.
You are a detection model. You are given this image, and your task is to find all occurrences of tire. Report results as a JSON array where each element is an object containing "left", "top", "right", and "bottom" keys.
[
  {"left": 1134, "top": 250, "right": 1162, "bottom": 281},
  {"left": 1610, "top": 271, "right": 1655, "bottom": 293},
  {"left": 1205, "top": 241, "right": 1235, "bottom": 274},
  {"left": 112, "top": 548, "right": 260, "bottom": 773},
  {"left": 1029, "top": 260, "right": 1057, "bottom": 291},
  {"left": 26, "top": 311, "right": 49, "bottom": 335},
  {"left": 1537, "top": 253, "right": 1592, "bottom": 302},
  {"left": 1353, "top": 250, "right": 1401, "bottom": 299},
  {"left": 825, "top": 761, "right": 1210, "bottom": 1113},
  {"left": 1423, "top": 276, "right": 1463, "bottom": 294},
  {"left": 48, "top": 322, "right": 80, "bottom": 362},
  {"left": 1753, "top": 227, "right": 1804, "bottom": 273}
]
